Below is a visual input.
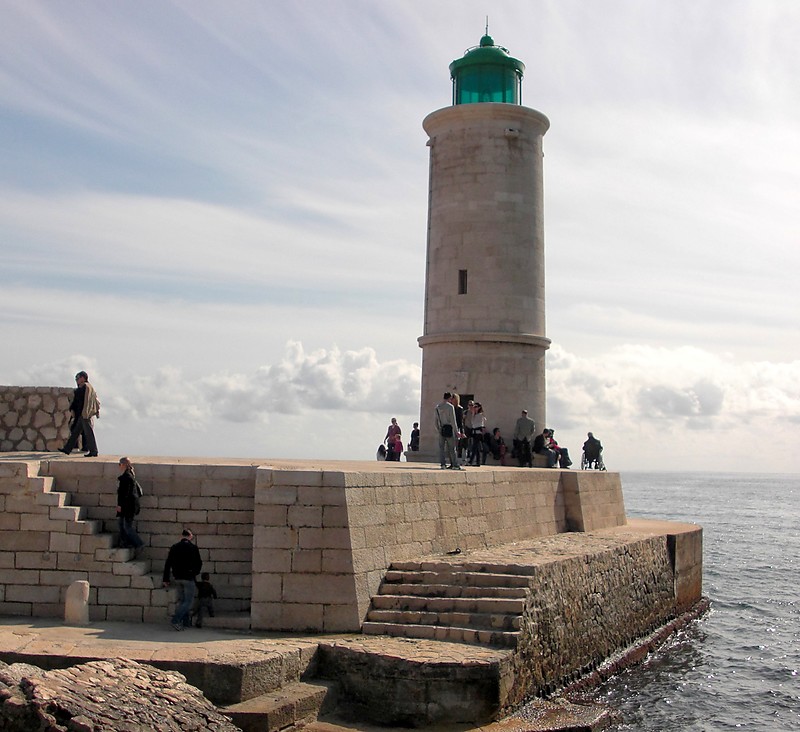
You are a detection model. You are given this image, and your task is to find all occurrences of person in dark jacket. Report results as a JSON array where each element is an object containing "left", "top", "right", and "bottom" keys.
[
  {"left": 116, "top": 457, "right": 144, "bottom": 557},
  {"left": 194, "top": 572, "right": 218, "bottom": 628},
  {"left": 162, "top": 528, "right": 203, "bottom": 630}
]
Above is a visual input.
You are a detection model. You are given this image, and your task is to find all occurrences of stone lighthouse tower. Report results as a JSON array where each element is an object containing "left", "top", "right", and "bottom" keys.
[{"left": 413, "top": 33, "right": 551, "bottom": 461}]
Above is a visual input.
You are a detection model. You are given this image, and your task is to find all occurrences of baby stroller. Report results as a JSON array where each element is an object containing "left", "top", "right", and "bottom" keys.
[{"left": 581, "top": 445, "right": 606, "bottom": 471}]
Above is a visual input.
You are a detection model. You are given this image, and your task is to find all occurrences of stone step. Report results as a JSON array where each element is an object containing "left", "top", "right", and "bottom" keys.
[
  {"left": 195, "top": 612, "right": 251, "bottom": 631},
  {"left": 49, "top": 505, "right": 86, "bottom": 521},
  {"left": 379, "top": 582, "right": 528, "bottom": 599},
  {"left": 35, "top": 490, "right": 71, "bottom": 507},
  {"left": 222, "top": 680, "right": 335, "bottom": 732},
  {"left": 372, "top": 593, "right": 526, "bottom": 615},
  {"left": 70, "top": 519, "right": 103, "bottom": 535},
  {"left": 362, "top": 621, "right": 519, "bottom": 648},
  {"left": 80, "top": 532, "right": 115, "bottom": 550},
  {"left": 383, "top": 569, "right": 532, "bottom": 588},
  {"left": 365, "top": 608, "right": 521, "bottom": 632},
  {"left": 391, "top": 559, "right": 541, "bottom": 576},
  {"left": 26, "top": 475, "right": 55, "bottom": 493}
]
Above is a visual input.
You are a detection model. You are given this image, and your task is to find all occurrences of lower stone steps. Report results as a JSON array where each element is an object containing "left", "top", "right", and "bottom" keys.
[
  {"left": 222, "top": 680, "right": 335, "bottom": 732},
  {"left": 364, "top": 561, "right": 531, "bottom": 648},
  {"left": 362, "top": 620, "right": 519, "bottom": 647},
  {"left": 379, "top": 582, "right": 529, "bottom": 599},
  {"left": 372, "top": 593, "right": 526, "bottom": 614}
]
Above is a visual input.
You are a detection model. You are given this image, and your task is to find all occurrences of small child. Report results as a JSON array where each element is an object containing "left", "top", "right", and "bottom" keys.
[
  {"left": 390, "top": 433, "right": 404, "bottom": 461},
  {"left": 194, "top": 572, "right": 217, "bottom": 628}
]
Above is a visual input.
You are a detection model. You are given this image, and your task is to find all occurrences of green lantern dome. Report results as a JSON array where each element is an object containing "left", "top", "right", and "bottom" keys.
[{"left": 449, "top": 34, "right": 525, "bottom": 105}]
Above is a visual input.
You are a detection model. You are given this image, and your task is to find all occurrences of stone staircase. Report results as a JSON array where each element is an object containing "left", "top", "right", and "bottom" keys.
[
  {"left": 222, "top": 680, "right": 336, "bottom": 732},
  {"left": 0, "top": 461, "right": 249, "bottom": 628},
  {"left": 362, "top": 560, "right": 534, "bottom": 648}
]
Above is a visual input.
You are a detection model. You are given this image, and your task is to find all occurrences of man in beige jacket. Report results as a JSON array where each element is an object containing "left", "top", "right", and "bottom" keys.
[{"left": 59, "top": 371, "right": 100, "bottom": 456}]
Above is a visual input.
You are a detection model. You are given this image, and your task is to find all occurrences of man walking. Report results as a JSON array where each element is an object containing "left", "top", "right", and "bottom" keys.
[
  {"left": 434, "top": 392, "right": 460, "bottom": 470},
  {"left": 162, "top": 528, "right": 203, "bottom": 630},
  {"left": 59, "top": 371, "right": 100, "bottom": 456}
]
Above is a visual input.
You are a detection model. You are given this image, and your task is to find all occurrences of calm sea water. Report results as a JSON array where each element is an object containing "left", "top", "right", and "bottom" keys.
[{"left": 591, "top": 472, "right": 800, "bottom": 731}]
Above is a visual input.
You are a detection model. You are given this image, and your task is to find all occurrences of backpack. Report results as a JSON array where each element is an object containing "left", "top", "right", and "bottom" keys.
[{"left": 133, "top": 480, "right": 143, "bottom": 515}]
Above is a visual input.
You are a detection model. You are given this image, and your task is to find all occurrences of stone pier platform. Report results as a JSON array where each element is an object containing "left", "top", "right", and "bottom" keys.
[{"left": 0, "top": 453, "right": 704, "bottom": 727}]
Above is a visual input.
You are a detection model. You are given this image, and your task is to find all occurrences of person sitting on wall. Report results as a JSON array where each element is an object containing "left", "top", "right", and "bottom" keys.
[
  {"left": 533, "top": 428, "right": 557, "bottom": 468},
  {"left": 546, "top": 429, "right": 573, "bottom": 468},
  {"left": 487, "top": 427, "right": 507, "bottom": 465}
]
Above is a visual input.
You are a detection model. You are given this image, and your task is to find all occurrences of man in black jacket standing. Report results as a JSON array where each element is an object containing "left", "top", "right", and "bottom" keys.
[{"left": 162, "top": 529, "right": 202, "bottom": 630}]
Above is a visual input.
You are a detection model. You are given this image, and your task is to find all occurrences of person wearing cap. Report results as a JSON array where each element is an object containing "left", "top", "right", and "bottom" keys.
[{"left": 162, "top": 528, "right": 203, "bottom": 630}]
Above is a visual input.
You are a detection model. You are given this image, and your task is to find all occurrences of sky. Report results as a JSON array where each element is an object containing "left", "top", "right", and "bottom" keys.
[{"left": 1, "top": 0, "right": 798, "bottom": 472}]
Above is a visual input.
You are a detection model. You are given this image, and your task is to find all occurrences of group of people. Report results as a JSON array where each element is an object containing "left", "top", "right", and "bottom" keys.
[
  {"left": 432, "top": 394, "right": 602, "bottom": 471},
  {"left": 379, "top": 418, "right": 420, "bottom": 461},
  {"left": 116, "top": 456, "right": 218, "bottom": 630}
]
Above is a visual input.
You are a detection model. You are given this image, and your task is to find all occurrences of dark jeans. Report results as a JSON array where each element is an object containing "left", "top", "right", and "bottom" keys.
[
  {"left": 517, "top": 439, "right": 532, "bottom": 467},
  {"left": 172, "top": 579, "right": 196, "bottom": 626},
  {"left": 63, "top": 416, "right": 97, "bottom": 455},
  {"left": 117, "top": 515, "right": 143, "bottom": 549}
]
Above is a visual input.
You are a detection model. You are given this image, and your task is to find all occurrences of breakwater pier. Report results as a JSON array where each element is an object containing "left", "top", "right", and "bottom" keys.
[{"left": 0, "top": 454, "right": 704, "bottom": 728}]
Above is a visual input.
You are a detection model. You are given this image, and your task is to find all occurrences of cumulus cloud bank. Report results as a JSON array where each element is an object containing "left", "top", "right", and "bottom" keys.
[{"left": 11, "top": 342, "right": 799, "bottom": 470}]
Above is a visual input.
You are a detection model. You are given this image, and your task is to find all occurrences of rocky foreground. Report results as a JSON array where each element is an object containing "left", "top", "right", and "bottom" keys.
[{"left": 0, "top": 657, "right": 239, "bottom": 731}]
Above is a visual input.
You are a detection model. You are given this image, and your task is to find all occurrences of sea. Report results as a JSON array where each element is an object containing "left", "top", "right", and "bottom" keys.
[{"left": 588, "top": 472, "right": 799, "bottom": 731}]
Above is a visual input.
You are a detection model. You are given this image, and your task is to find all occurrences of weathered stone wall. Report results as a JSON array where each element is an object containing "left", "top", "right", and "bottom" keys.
[
  {"left": 0, "top": 458, "right": 626, "bottom": 631},
  {"left": 252, "top": 466, "right": 626, "bottom": 632},
  {"left": 508, "top": 533, "right": 677, "bottom": 704},
  {"left": 0, "top": 460, "right": 254, "bottom": 622},
  {"left": 0, "top": 387, "right": 71, "bottom": 452}
]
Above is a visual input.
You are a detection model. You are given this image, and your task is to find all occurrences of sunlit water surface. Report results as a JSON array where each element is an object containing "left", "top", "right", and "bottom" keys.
[{"left": 592, "top": 472, "right": 799, "bottom": 731}]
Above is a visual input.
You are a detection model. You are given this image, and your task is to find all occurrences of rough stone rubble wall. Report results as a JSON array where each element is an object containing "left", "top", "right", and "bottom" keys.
[
  {"left": 0, "top": 387, "right": 71, "bottom": 452},
  {"left": 507, "top": 533, "right": 680, "bottom": 705}
]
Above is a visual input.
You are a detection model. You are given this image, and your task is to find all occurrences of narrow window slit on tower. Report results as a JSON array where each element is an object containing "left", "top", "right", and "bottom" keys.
[{"left": 458, "top": 269, "right": 468, "bottom": 294}]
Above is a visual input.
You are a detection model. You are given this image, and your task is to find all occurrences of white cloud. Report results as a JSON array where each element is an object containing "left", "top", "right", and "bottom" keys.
[
  {"left": 1, "top": 1, "right": 798, "bottom": 471},
  {"left": 8, "top": 342, "right": 799, "bottom": 471}
]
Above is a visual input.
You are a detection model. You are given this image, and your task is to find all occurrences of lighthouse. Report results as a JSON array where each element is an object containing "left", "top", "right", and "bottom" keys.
[{"left": 411, "top": 33, "right": 551, "bottom": 461}]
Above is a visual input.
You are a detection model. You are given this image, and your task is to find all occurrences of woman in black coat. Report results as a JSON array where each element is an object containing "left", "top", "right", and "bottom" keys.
[{"left": 117, "top": 457, "right": 144, "bottom": 556}]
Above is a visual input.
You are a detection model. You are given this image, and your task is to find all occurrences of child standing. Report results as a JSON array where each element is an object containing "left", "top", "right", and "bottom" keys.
[{"left": 194, "top": 572, "right": 218, "bottom": 627}]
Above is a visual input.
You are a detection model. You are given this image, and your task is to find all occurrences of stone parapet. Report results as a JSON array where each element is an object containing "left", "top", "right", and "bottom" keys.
[{"left": 0, "top": 387, "right": 71, "bottom": 452}]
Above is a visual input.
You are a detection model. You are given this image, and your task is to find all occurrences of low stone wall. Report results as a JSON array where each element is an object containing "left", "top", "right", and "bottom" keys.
[
  {"left": 251, "top": 466, "right": 626, "bottom": 632},
  {"left": 0, "top": 460, "right": 254, "bottom": 622},
  {"left": 0, "top": 458, "right": 626, "bottom": 631},
  {"left": 0, "top": 387, "right": 71, "bottom": 452}
]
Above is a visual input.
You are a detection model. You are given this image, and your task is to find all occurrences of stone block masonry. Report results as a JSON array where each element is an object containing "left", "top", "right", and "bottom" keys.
[
  {"left": 0, "top": 457, "right": 627, "bottom": 632},
  {"left": 0, "top": 387, "right": 71, "bottom": 452}
]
